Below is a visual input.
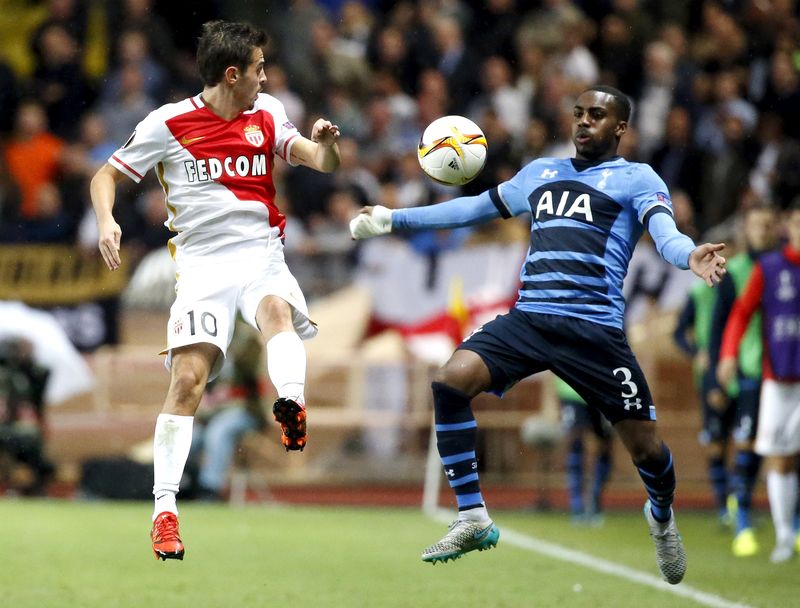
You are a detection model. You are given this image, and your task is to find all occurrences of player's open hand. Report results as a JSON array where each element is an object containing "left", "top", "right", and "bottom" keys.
[
  {"left": 98, "top": 219, "right": 122, "bottom": 271},
  {"left": 311, "top": 119, "right": 340, "bottom": 146},
  {"left": 689, "top": 243, "right": 726, "bottom": 287},
  {"left": 349, "top": 205, "right": 393, "bottom": 240}
]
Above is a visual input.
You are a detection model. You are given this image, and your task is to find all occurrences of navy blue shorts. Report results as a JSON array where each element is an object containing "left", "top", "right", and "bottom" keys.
[
  {"left": 698, "top": 373, "right": 761, "bottom": 444},
  {"left": 458, "top": 308, "right": 656, "bottom": 425},
  {"left": 733, "top": 377, "right": 761, "bottom": 443}
]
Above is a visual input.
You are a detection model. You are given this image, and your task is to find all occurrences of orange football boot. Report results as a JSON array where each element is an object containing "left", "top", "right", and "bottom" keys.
[
  {"left": 272, "top": 397, "right": 307, "bottom": 451},
  {"left": 151, "top": 511, "right": 185, "bottom": 561}
]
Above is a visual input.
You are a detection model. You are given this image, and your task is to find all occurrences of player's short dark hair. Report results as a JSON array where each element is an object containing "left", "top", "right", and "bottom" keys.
[
  {"left": 744, "top": 201, "right": 777, "bottom": 216},
  {"left": 196, "top": 20, "right": 268, "bottom": 86},
  {"left": 583, "top": 85, "right": 632, "bottom": 122}
]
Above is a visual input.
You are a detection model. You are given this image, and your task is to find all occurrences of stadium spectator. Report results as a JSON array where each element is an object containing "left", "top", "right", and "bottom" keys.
[
  {"left": 106, "top": 0, "right": 178, "bottom": 78},
  {"left": 0, "top": 337, "right": 54, "bottom": 496},
  {"left": 307, "top": 16, "right": 373, "bottom": 104},
  {"left": 97, "top": 63, "right": 158, "bottom": 144},
  {"left": 307, "top": 186, "right": 362, "bottom": 294},
  {"left": 100, "top": 28, "right": 169, "bottom": 105},
  {"left": 78, "top": 112, "right": 118, "bottom": 170},
  {"left": 350, "top": 85, "right": 727, "bottom": 584},
  {"left": 429, "top": 14, "right": 480, "bottom": 114},
  {"left": 29, "top": 0, "right": 89, "bottom": 62},
  {"left": 697, "top": 98, "right": 760, "bottom": 232},
  {"left": 718, "top": 202, "right": 800, "bottom": 564},
  {"left": 4, "top": 100, "right": 64, "bottom": 223},
  {"left": 468, "top": 55, "right": 529, "bottom": 140},
  {"left": 89, "top": 20, "right": 340, "bottom": 561},
  {"left": 29, "top": 22, "right": 95, "bottom": 139},
  {"left": 367, "top": 24, "right": 421, "bottom": 96},
  {"left": 649, "top": 106, "right": 705, "bottom": 209},
  {"left": 635, "top": 41, "right": 677, "bottom": 161},
  {"left": 758, "top": 49, "right": 800, "bottom": 141},
  {"left": 263, "top": 63, "right": 305, "bottom": 127},
  {"left": 469, "top": 0, "right": 517, "bottom": 65}
]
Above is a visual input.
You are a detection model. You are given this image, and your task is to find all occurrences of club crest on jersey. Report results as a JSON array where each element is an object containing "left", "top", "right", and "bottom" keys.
[{"left": 244, "top": 124, "right": 264, "bottom": 147}]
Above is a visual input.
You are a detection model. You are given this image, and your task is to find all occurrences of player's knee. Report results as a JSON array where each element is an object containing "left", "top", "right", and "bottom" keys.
[
  {"left": 168, "top": 367, "right": 206, "bottom": 408},
  {"left": 432, "top": 355, "right": 489, "bottom": 396}
]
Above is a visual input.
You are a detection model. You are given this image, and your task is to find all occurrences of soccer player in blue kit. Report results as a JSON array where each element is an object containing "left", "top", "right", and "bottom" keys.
[{"left": 350, "top": 86, "right": 727, "bottom": 584}]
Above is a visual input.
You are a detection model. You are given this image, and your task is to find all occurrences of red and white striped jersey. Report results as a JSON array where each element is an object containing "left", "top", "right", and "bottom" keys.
[{"left": 109, "top": 93, "right": 300, "bottom": 264}]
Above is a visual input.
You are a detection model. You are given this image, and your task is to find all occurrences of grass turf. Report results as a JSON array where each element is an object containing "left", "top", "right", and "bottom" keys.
[{"left": 0, "top": 500, "right": 789, "bottom": 608}]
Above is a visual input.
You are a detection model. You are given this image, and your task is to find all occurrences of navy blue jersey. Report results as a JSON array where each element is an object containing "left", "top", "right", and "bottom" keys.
[{"left": 490, "top": 156, "right": 675, "bottom": 328}]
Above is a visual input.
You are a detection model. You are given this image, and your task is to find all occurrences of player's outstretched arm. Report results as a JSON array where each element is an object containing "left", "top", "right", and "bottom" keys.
[
  {"left": 290, "top": 119, "right": 341, "bottom": 173},
  {"left": 689, "top": 243, "right": 727, "bottom": 287},
  {"left": 350, "top": 189, "right": 503, "bottom": 240},
  {"left": 90, "top": 163, "right": 127, "bottom": 271}
]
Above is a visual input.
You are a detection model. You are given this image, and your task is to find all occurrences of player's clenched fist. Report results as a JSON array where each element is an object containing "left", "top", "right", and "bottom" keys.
[{"left": 311, "top": 119, "right": 340, "bottom": 146}]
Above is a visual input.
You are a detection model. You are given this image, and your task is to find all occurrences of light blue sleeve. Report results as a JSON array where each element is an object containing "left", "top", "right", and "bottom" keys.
[
  {"left": 630, "top": 163, "right": 673, "bottom": 222},
  {"left": 391, "top": 189, "right": 501, "bottom": 231},
  {"left": 494, "top": 161, "right": 539, "bottom": 217},
  {"left": 648, "top": 212, "right": 695, "bottom": 270},
  {"left": 391, "top": 161, "right": 539, "bottom": 231}
]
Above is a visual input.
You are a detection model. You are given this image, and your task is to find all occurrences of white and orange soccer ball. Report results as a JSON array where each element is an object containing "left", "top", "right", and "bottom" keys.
[{"left": 417, "top": 115, "right": 488, "bottom": 186}]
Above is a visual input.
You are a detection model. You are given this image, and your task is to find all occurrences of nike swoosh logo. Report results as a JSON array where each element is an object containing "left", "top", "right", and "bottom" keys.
[
  {"left": 473, "top": 524, "right": 493, "bottom": 540},
  {"left": 180, "top": 135, "right": 206, "bottom": 145}
]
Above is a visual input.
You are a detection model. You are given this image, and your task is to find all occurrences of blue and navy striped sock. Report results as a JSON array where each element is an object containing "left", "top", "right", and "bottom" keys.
[
  {"left": 432, "top": 382, "right": 482, "bottom": 511},
  {"left": 637, "top": 443, "right": 676, "bottom": 523},
  {"left": 566, "top": 438, "right": 585, "bottom": 515},
  {"left": 591, "top": 451, "right": 612, "bottom": 512},
  {"left": 708, "top": 456, "right": 729, "bottom": 515},
  {"left": 732, "top": 450, "right": 761, "bottom": 532}
]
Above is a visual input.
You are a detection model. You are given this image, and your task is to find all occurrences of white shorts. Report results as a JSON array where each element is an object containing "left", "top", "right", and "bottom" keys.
[
  {"left": 162, "top": 248, "right": 317, "bottom": 380},
  {"left": 754, "top": 379, "right": 800, "bottom": 456}
]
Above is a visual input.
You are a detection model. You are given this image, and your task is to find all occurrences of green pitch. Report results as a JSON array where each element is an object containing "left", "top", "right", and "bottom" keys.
[{"left": 0, "top": 500, "right": 788, "bottom": 608}]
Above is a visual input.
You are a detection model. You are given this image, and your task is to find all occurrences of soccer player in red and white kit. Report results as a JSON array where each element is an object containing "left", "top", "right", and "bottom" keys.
[
  {"left": 718, "top": 202, "right": 800, "bottom": 563},
  {"left": 90, "top": 21, "right": 340, "bottom": 561}
]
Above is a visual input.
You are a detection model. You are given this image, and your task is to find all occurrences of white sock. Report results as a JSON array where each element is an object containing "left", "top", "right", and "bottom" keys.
[
  {"left": 459, "top": 506, "right": 490, "bottom": 524},
  {"left": 267, "top": 331, "right": 306, "bottom": 403},
  {"left": 152, "top": 413, "right": 194, "bottom": 520},
  {"left": 767, "top": 471, "right": 798, "bottom": 543}
]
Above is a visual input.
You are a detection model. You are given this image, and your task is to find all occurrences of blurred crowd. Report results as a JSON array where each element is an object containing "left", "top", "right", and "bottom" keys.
[{"left": 2, "top": 0, "right": 800, "bottom": 295}]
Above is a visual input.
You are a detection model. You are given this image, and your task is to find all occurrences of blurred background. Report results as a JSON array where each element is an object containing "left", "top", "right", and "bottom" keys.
[{"left": 0, "top": 0, "right": 796, "bottom": 515}]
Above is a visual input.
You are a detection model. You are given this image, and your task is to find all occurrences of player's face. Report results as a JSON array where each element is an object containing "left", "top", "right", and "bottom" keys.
[
  {"left": 234, "top": 47, "right": 266, "bottom": 110},
  {"left": 572, "top": 91, "right": 626, "bottom": 161},
  {"left": 744, "top": 208, "right": 778, "bottom": 252},
  {"left": 786, "top": 209, "right": 800, "bottom": 249}
]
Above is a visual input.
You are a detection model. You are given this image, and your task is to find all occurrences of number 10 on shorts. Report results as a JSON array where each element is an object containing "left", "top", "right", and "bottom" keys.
[{"left": 173, "top": 309, "right": 218, "bottom": 337}]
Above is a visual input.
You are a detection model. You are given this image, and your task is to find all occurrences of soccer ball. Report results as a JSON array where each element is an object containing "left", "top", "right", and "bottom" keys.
[{"left": 417, "top": 115, "right": 487, "bottom": 186}]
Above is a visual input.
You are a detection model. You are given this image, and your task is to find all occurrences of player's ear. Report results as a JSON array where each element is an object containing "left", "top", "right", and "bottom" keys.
[
  {"left": 224, "top": 66, "right": 239, "bottom": 85},
  {"left": 615, "top": 120, "right": 628, "bottom": 137}
]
